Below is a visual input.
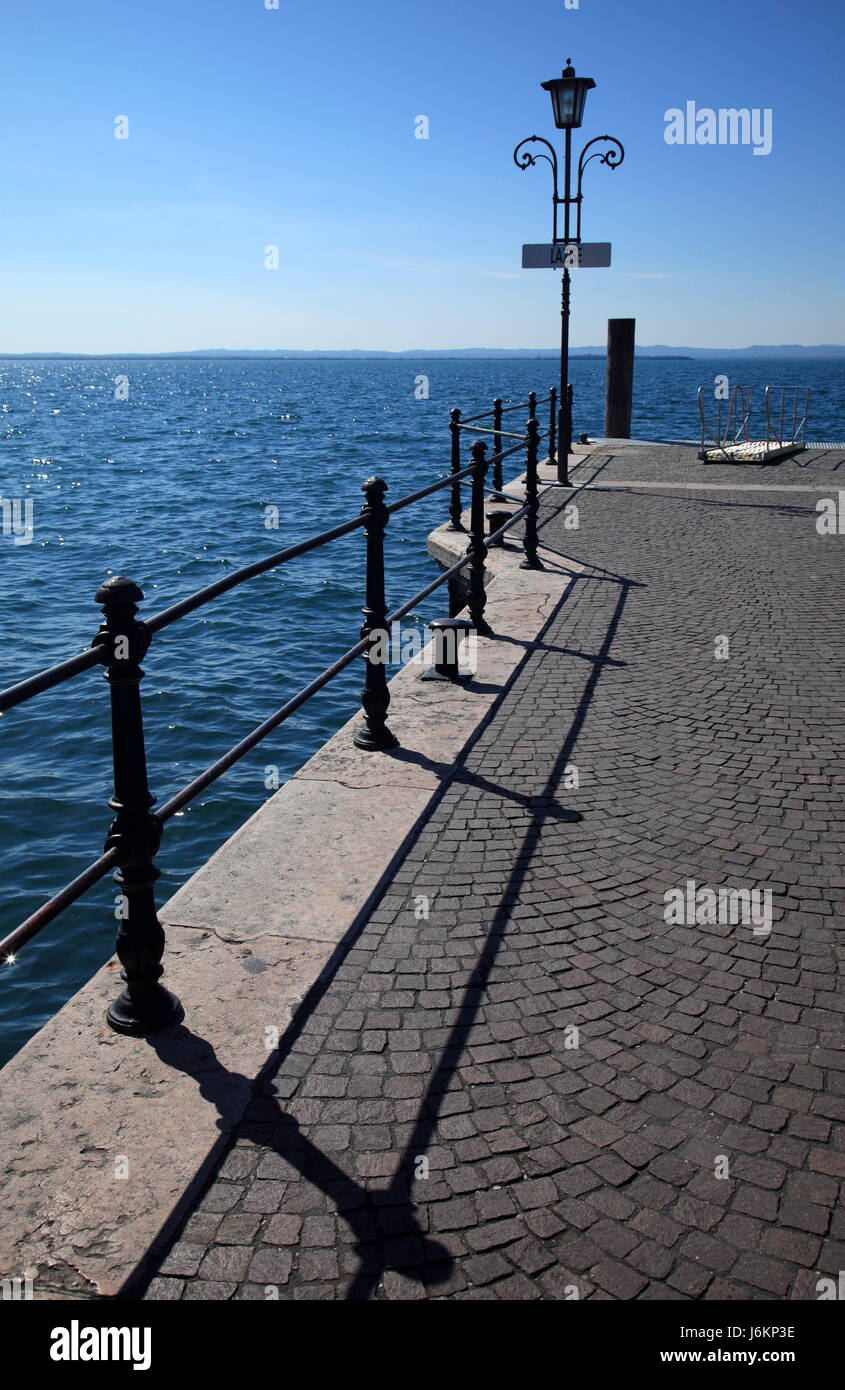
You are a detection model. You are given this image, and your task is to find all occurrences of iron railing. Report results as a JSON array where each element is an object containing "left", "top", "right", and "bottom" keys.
[
  {"left": 764, "top": 386, "right": 811, "bottom": 453},
  {"left": 0, "top": 393, "right": 553, "bottom": 1037},
  {"left": 698, "top": 384, "right": 754, "bottom": 457},
  {"left": 451, "top": 388, "right": 558, "bottom": 501},
  {"left": 698, "top": 384, "right": 811, "bottom": 462}
]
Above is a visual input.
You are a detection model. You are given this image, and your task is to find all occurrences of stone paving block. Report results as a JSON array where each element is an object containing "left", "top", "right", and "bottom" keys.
[{"left": 132, "top": 458, "right": 844, "bottom": 1302}]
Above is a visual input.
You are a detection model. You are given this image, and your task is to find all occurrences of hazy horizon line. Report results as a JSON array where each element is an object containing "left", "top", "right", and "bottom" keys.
[{"left": 1, "top": 342, "right": 843, "bottom": 360}]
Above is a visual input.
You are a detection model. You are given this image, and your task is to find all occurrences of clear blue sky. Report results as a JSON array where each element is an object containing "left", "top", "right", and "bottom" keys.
[{"left": 1, "top": 0, "right": 842, "bottom": 351}]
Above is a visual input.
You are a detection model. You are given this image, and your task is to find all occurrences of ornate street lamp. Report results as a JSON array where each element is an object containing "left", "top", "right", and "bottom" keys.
[
  {"left": 541, "top": 61, "right": 595, "bottom": 130},
  {"left": 514, "top": 60, "right": 624, "bottom": 484}
]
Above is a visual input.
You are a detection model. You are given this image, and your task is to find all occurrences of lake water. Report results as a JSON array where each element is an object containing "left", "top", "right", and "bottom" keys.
[{"left": 1, "top": 355, "right": 842, "bottom": 1064}]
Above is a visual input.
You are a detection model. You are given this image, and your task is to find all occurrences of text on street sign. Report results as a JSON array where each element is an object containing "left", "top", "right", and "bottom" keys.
[{"left": 521, "top": 242, "right": 612, "bottom": 269}]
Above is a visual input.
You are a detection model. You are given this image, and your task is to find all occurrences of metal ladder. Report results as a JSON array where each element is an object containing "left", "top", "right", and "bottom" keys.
[
  {"left": 764, "top": 386, "right": 811, "bottom": 455},
  {"left": 698, "top": 384, "right": 810, "bottom": 462}
]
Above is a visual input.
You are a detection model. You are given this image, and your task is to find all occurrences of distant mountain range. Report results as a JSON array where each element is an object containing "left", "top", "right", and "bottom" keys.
[{"left": 1, "top": 345, "right": 843, "bottom": 360}]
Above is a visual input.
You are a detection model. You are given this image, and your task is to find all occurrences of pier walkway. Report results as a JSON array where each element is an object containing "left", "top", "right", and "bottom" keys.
[{"left": 133, "top": 444, "right": 845, "bottom": 1301}]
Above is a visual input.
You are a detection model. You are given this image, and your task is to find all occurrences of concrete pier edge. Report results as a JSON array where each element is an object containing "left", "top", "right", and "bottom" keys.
[{"left": 0, "top": 477, "right": 579, "bottom": 1299}]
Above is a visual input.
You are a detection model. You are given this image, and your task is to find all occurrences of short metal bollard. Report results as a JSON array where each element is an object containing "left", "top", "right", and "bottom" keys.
[
  {"left": 420, "top": 617, "right": 475, "bottom": 682},
  {"left": 487, "top": 509, "right": 515, "bottom": 547}
]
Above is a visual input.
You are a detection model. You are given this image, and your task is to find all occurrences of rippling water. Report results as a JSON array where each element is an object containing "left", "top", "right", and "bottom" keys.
[{"left": 1, "top": 355, "right": 842, "bottom": 1064}]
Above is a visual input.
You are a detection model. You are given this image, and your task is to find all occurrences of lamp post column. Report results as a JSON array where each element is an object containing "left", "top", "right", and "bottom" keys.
[
  {"left": 558, "top": 125, "right": 572, "bottom": 486},
  {"left": 514, "top": 60, "right": 624, "bottom": 488},
  {"left": 559, "top": 268, "right": 571, "bottom": 486}
]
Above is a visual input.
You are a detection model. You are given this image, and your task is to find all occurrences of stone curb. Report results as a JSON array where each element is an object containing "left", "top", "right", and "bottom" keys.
[{"left": 0, "top": 500, "right": 580, "bottom": 1299}]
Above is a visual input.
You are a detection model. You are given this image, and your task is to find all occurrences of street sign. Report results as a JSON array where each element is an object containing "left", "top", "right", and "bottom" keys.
[{"left": 522, "top": 242, "right": 612, "bottom": 269}]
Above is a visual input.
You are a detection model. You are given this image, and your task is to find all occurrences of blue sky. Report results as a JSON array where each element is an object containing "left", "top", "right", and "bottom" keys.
[{"left": 0, "top": 0, "right": 842, "bottom": 351}]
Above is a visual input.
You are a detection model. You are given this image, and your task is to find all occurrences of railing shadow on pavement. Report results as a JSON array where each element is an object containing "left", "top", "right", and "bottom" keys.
[
  {"left": 573, "top": 486, "right": 817, "bottom": 518},
  {"left": 120, "top": 545, "right": 635, "bottom": 1302}
]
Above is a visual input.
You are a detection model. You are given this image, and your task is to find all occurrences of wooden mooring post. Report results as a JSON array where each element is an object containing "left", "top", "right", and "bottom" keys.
[{"left": 605, "top": 318, "right": 635, "bottom": 439}]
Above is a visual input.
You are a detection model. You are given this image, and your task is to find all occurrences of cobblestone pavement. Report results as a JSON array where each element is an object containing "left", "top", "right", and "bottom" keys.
[{"left": 139, "top": 449, "right": 845, "bottom": 1301}]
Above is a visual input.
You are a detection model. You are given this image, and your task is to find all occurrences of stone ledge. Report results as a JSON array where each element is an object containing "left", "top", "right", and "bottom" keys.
[{"left": 0, "top": 504, "right": 579, "bottom": 1299}]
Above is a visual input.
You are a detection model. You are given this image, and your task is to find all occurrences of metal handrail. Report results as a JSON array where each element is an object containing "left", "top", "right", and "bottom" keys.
[
  {"left": 0, "top": 441, "right": 538, "bottom": 718},
  {"left": 0, "top": 645, "right": 104, "bottom": 713},
  {"left": 463, "top": 436, "right": 536, "bottom": 469},
  {"left": 145, "top": 512, "right": 370, "bottom": 636},
  {"left": 765, "top": 386, "right": 811, "bottom": 449},
  {"left": 698, "top": 384, "right": 753, "bottom": 458},
  {"left": 3, "top": 848, "right": 121, "bottom": 959},
  {"left": 458, "top": 392, "right": 551, "bottom": 425},
  {"left": 385, "top": 459, "right": 477, "bottom": 516},
  {"left": 0, "top": 401, "right": 547, "bottom": 1034},
  {"left": 698, "top": 384, "right": 811, "bottom": 461},
  {"left": 0, "top": 462, "right": 479, "bottom": 714},
  {"left": 154, "top": 634, "right": 371, "bottom": 824},
  {"left": 455, "top": 423, "right": 529, "bottom": 441}
]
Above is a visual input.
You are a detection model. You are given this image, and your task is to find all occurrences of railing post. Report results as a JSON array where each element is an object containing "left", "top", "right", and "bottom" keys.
[
  {"left": 467, "top": 441, "right": 492, "bottom": 636},
  {"left": 93, "top": 576, "right": 183, "bottom": 1036},
  {"left": 449, "top": 408, "right": 464, "bottom": 530},
  {"left": 548, "top": 386, "right": 557, "bottom": 470},
  {"left": 491, "top": 397, "right": 504, "bottom": 495},
  {"left": 528, "top": 391, "right": 537, "bottom": 424},
  {"left": 353, "top": 476, "right": 399, "bottom": 751},
  {"left": 520, "top": 418, "right": 543, "bottom": 571}
]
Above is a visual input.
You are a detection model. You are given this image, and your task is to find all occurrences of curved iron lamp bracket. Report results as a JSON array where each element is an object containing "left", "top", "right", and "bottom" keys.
[
  {"left": 514, "top": 131, "right": 624, "bottom": 245},
  {"left": 575, "top": 135, "right": 624, "bottom": 241},
  {"left": 513, "top": 135, "right": 561, "bottom": 239}
]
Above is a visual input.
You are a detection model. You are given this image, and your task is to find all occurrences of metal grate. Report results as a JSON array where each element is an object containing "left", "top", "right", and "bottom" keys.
[
  {"left": 697, "top": 384, "right": 812, "bottom": 463},
  {"left": 584, "top": 437, "right": 700, "bottom": 447},
  {"left": 578, "top": 437, "right": 845, "bottom": 451}
]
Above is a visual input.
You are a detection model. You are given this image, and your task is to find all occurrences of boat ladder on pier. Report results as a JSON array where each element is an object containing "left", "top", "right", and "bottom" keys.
[{"left": 698, "top": 384, "right": 810, "bottom": 463}]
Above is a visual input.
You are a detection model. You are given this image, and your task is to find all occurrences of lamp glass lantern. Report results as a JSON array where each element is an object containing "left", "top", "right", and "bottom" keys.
[{"left": 541, "top": 60, "right": 595, "bottom": 129}]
